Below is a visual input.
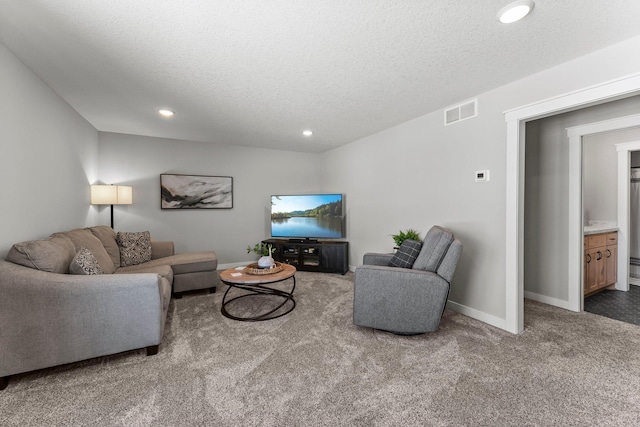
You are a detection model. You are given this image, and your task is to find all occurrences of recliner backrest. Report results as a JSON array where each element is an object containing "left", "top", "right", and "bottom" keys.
[
  {"left": 412, "top": 226, "right": 454, "bottom": 272},
  {"left": 436, "top": 239, "right": 462, "bottom": 282}
]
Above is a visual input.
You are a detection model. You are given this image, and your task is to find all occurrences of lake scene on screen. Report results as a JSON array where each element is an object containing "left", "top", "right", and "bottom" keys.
[{"left": 271, "top": 194, "right": 343, "bottom": 238}]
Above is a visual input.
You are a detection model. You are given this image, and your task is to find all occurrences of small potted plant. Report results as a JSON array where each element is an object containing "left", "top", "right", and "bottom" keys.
[
  {"left": 247, "top": 242, "right": 276, "bottom": 268},
  {"left": 391, "top": 228, "right": 421, "bottom": 249}
]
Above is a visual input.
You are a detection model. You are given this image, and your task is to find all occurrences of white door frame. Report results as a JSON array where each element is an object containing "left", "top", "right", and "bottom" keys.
[
  {"left": 566, "top": 117, "right": 640, "bottom": 313},
  {"left": 504, "top": 73, "right": 640, "bottom": 334}
]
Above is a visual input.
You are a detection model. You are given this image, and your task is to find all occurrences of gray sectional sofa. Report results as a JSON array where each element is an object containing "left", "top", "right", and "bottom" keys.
[{"left": 0, "top": 226, "right": 217, "bottom": 390}]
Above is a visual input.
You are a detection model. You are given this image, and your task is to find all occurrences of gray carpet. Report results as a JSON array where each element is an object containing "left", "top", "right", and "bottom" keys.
[{"left": 2, "top": 271, "right": 640, "bottom": 426}]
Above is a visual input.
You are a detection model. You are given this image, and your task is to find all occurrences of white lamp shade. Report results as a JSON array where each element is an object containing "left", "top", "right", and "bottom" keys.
[
  {"left": 91, "top": 185, "right": 117, "bottom": 204},
  {"left": 91, "top": 185, "right": 133, "bottom": 205},
  {"left": 117, "top": 186, "right": 133, "bottom": 205}
]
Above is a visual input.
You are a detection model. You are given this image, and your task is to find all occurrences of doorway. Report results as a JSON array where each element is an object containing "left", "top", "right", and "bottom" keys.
[
  {"left": 579, "top": 130, "right": 640, "bottom": 323},
  {"left": 521, "top": 108, "right": 640, "bottom": 317},
  {"left": 569, "top": 120, "right": 640, "bottom": 313},
  {"left": 584, "top": 142, "right": 640, "bottom": 326},
  {"left": 629, "top": 150, "right": 640, "bottom": 285},
  {"left": 505, "top": 73, "right": 640, "bottom": 334}
]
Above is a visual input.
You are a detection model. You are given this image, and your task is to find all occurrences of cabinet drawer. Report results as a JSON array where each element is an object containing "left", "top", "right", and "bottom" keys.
[
  {"left": 586, "top": 233, "right": 607, "bottom": 249},
  {"left": 606, "top": 232, "right": 618, "bottom": 246}
]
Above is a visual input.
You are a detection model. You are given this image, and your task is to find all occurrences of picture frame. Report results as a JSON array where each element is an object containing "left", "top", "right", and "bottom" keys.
[{"left": 160, "top": 174, "right": 233, "bottom": 209}]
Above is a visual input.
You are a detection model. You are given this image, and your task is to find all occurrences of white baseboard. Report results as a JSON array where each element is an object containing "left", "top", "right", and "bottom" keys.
[
  {"left": 523, "top": 290, "right": 572, "bottom": 311},
  {"left": 445, "top": 300, "right": 507, "bottom": 331}
]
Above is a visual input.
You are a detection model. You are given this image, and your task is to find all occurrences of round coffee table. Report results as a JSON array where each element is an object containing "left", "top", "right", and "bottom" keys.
[{"left": 219, "top": 263, "right": 296, "bottom": 321}]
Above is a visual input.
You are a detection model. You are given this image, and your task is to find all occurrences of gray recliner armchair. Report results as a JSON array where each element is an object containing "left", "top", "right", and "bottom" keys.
[{"left": 353, "top": 226, "right": 462, "bottom": 334}]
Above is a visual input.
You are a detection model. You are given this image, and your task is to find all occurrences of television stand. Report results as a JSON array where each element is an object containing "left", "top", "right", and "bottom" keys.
[
  {"left": 263, "top": 239, "right": 348, "bottom": 274},
  {"left": 288, "top": 238, "right": 318, "bottom": 244}
]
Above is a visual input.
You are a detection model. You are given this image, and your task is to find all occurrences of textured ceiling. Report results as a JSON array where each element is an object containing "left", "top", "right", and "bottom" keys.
[{"left": 1, "top": 1, "right": 640, "bottom": 153}]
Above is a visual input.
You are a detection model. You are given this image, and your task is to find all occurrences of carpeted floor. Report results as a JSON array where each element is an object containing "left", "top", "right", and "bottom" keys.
[{"left": 2, "top": 271, "right": 640, "bottom": 426}]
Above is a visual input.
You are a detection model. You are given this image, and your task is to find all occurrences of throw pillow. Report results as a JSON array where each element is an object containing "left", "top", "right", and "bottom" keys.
[
  {"left": 389, "top": 239, "right": 423, "bottom": 269},
  {"left": 69, "top": 247, "right": 104, "bottom": 275},
  {"left": 117, "top": 231, "right": 152, "bottom": 267}
]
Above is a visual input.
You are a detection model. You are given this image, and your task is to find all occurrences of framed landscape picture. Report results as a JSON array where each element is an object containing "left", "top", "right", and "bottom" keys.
[{"left": 160, "top": 174, "right": 233, "bottom": 209}]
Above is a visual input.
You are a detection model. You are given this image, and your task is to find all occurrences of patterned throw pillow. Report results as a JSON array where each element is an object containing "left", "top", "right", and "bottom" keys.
[
  {"left": 69, "top": 247, "right": 104, "bottom": 275},
  {"left": 389, "top": 239, "right": 423, "bottom": 269},
  {"left": 117, "top": 231, "right": 152, "bottom": 267}
]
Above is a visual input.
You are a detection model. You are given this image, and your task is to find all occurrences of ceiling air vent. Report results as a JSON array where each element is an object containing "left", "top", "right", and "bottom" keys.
[{"left": 444, "top": 99, "right": 477, "bottom": 125}]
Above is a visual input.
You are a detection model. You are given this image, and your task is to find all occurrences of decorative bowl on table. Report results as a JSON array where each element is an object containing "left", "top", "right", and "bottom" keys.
[{"left": 244, "top": 261, "right": 285, "bottom": 275}]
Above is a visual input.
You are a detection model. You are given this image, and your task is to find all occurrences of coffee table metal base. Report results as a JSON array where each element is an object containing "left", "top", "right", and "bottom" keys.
[{"left": 221, "top": 276, "right": 296, "bottom": 321}]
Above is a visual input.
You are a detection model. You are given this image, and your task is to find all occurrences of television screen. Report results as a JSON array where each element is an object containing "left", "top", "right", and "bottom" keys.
[{"left": 271, "top": 194, "right": 344, "bottom": 239}]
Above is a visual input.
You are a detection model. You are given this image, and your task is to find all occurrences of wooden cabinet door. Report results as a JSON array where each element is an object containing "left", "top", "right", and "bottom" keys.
[
  {"left": 585, "top": 247, "right": 606, "bottom": 293},
  {"left": 320, "top": 242, "right": 348, "bottom": 274},
  {"left": 584, "top": 249, "right": 592, "bottom": 294},
  {"left": 605, "top": 245, "right": 617, "bottom": 286},
  {"left": 594, "top": 248, "right": 607, "bottom": 289},
  {"left": 584, "top": 232, "right": 618, "bottom": 295}
]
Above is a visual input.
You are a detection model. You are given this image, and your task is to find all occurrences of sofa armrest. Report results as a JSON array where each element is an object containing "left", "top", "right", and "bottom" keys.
[
  {"left": 0, "top": 261, "right": 166, "bottom": 378},
  {"left": 363, "top": 252, "right": 393, "bottom": 266},
  {"left": 151, "top": 240, "right": 175, "bottom": 259}
]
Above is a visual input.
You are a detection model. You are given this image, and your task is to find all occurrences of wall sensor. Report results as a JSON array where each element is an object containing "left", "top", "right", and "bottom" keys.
[{"left": 475, "top": 170, "right": 490, "bottom": 182}]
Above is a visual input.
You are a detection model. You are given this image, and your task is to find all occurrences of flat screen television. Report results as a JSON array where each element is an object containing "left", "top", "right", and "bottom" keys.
[{"left": 270, "top": 194, "right": 345, "bottom": 240}]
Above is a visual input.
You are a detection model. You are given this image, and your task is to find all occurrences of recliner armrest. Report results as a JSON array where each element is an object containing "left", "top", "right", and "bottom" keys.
[
  {"left": 355, "top": 264, "right": 450, "bottom": 290},
  {"left": 363, "top": 252, "right": 393, "bottom": 266}
]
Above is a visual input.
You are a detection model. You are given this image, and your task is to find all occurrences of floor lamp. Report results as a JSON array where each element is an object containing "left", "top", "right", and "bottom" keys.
[{"left": 90, "top": 185, "right": 133, "bottom": 229}]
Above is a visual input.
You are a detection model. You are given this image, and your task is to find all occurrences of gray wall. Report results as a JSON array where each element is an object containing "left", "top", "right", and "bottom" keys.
[
  {"left": 97, "top": 133, "right": 321, "bottom": 265},
  {"left": 319, "top": 110, "right": 506, "bottom": 318},
  {"left": 524, "top": 98, "right": 640, "bottom": 301},
  {"left": 321, "top": 35, "right": 640, "bottom": 323},
  {"left": 0, "top": 43, "right": 98, "bottom": 258},
  {"left": 583, "top": 126, "right": 640, "bottom": 221}
]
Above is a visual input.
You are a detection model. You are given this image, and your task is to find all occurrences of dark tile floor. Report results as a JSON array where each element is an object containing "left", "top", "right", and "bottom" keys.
[{"left": 584, "top": 285, "right": 640, "bottom": 326}]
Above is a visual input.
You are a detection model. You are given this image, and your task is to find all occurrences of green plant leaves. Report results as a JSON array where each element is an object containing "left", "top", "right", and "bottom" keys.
[{"left": 391, "top": 228, "right": 421, "bottom": 247}]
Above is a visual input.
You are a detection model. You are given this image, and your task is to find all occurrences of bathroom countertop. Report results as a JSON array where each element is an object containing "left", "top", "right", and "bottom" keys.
[{"left": 584, "top": 220, "right": 618, "bottom": 235}]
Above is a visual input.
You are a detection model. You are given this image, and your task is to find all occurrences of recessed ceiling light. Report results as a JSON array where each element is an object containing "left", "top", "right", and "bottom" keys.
[
  {"left": 302, "top": 130, "right": 313, "bottom": 137},
  {"left": 497, "top": 0, "right": 534, "bottom": 24},
  {"left": 158, "top": 109, "right": 175, "bottom": 118}
]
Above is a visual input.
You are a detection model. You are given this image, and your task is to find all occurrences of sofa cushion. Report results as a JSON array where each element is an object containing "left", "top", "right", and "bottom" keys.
[
  {"left": 130, "top": 252, "right": 217, "bottom": 274},
  {"left": 69, "top": 247, "right": 104, "bottom": 275},
  {"left": 167, "top": 252, "right": 218, "bottom": 274},
  {"left": 6, "top": 235, "right": 76, "bottom": 273},
  {"left": 116, "top": 263, "right": 173, "bottom": 284},
  {"left": 389, "top": 239, "right": 423, "bottom": 269},
  {"left": 412, "top": 226, "right": 454, "bottom": 272},
  {"left": 117, "top": 231, "right": 152, "bottom": 267},
  {"left": 54, "top": 229, "right": 116, "bottom": 274},
  {"left": 89, "top": 226, "right": 121, "bottom": 269}
]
